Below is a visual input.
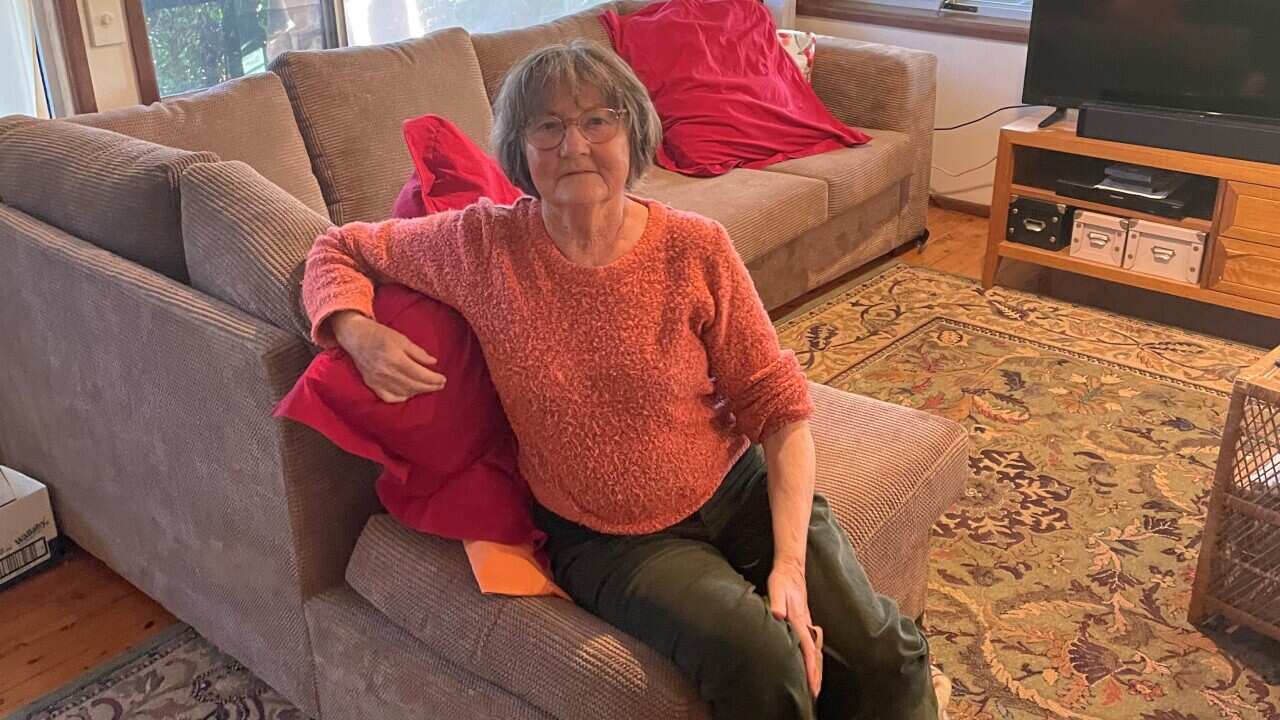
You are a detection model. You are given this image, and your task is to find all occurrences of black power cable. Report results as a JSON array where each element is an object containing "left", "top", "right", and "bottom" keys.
[{"left": 934, "top": 104, "right": 1040, "bottom": 131}]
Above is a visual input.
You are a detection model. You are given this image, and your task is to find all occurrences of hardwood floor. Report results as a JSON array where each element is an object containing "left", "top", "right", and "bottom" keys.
[
  {"left": 0, "top": 545, "right": 176, "bottom": 714},
  {"left": 0, "top": 206, "right": 989, "bottom": 714},
  {"left": 901, "top": 203, "right": 991, "bottom": 280}
]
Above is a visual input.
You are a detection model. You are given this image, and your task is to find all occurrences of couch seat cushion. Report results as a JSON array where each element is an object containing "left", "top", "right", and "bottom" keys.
[
  {"left": 269, "top": 27, "right": 494, "bottom": 224},
  {"left": 763, "top": 129, "right": 913, "bottom": 217},
  {"left": 631, "top": 167, "right": 826, "bottom": 264},
  {"left": 0, "top": 115, "right": 216, "bottom": 281},
  {"left": 68, "top": 73, "right": 328, "bottom": 218},
  {"left": 346, "top": 514, "right": 709, "bottom": 720},
  {"left": 345, "top": 382, "right": 967, "bottom": 719}
]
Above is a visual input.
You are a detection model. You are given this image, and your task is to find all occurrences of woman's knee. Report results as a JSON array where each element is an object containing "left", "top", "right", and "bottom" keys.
[
  {"left": 705, "top": 621, "right": 814, "bottom": 720},
  {"left": 860, "top": 610, "right": 931, "bottom": 672}
]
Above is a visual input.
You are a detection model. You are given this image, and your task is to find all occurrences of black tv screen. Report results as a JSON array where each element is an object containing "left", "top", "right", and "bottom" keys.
[{"left": 1023, "top": 1, "right": 1280, "bottom": 123}]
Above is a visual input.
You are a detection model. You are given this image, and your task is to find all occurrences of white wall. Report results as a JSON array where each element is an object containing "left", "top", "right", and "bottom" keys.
[
  {"left": 78, "top": 0, "right": 141, "bottom": 110},
  {"left": 799, "top": 17, "right": 1040, "bottom": 206}
]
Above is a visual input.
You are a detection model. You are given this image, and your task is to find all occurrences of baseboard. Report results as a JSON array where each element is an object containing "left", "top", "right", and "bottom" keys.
[{"left": 930, "top": 194, "right": 990, "bottom": 218}]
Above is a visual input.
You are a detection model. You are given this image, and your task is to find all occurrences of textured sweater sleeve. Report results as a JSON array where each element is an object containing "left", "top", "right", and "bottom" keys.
[
  {"left": 302, "top": 206, "right": 485, "bottom": 348},
  {"left": 700, "top": 222, "right": 814, "bottom": 443}
]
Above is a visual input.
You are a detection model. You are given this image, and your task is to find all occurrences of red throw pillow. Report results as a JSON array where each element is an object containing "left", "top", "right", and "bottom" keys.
[
  {"left": 390, "top": 171, "right": 428, "bottom": 219},
  {"left": 281, "top": 114, "right": 535, "bottom": 548},
  {"left": 275, "top": 285, "right": 541, "bottom": 546},
  {"left": 390, "top": 114, "right": 523, "bottom": 218},
  {"left": 600, "top": 0, "right": 871, "bottom": 177}
]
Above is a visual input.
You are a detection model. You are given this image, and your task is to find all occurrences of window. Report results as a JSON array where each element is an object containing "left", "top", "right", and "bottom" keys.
[
  {"left": 799, "top": 0, "right": 1032, "bottom": 42},
  {"left": 140, "top": 0, "right": 333, "bottom": 97},
  {"left": 1, "top": 0, "right": 51, "bottom": 117},
  {"left": 937, "top": 0, "right": 1031, "bottom": 22},
  {"left": 341, "top": 0, "right": 603, "bottom": 46},
  {"left": 836, "top": 0, "right": 1030, "bottom": 20}
]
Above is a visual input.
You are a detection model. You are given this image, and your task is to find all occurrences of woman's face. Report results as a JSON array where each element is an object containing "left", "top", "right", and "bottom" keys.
[{"left": 524, "top": 85, "right": 631, "bottom": 208}]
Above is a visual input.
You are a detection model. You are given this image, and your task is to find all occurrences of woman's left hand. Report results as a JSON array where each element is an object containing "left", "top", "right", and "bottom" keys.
[{"left": 768, "top": 560, "right": 823, "bottom": 698}]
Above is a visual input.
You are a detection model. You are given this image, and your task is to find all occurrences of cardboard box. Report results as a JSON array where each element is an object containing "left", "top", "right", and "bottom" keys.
[{"left": 0, "top": 466, "right": 60, "bottom": 589}]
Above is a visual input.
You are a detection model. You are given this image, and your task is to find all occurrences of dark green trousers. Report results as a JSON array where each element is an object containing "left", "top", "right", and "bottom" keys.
[{"left": 533, "top": 445, "right": 938, "bottom": 720}]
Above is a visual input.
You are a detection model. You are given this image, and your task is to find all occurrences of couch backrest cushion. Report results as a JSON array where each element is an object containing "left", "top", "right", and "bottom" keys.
[
  {"left": 0, "top": 115, "right": 216, "bottom": 282},
  {"left": 470, "top": 3, "right": 617, "bottom": 102},
  {"left": 67, "top": 73, "right": 329, "bottom": 219},
  {"left": 269, "top": 27, "right": 493, "bottom": 225},
  {"left": 67, "top": 74, "right": 328, "bottom": 219},
  {"left": 180, "top": 161, "right": 329, "bottom": 338}
]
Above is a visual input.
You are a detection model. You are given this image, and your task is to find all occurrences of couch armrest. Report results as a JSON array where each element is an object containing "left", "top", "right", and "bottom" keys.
[
  {"left": 810, "top": 36, "right": 938, "bottom": 243},
  {"left": 810, "top": 36, "right": 937, "bottom": 137},
  {"left": 0, "top": 204, "right": 380, "bottom": 714},
  {"left": 807, "top": 381, "right": 967, "bottom": 618}
]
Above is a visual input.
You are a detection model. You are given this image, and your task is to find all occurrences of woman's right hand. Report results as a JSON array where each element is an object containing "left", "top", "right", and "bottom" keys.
[{"left": 330, "top": 310, "right": 446, "bottom": 403}]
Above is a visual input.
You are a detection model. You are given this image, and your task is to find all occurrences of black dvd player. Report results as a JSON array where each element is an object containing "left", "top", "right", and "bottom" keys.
[{"left": 1054, "top": 178, "right": 1199, "bottom": 219}]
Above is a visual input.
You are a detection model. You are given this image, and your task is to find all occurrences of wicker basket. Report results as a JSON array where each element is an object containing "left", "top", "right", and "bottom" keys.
[{"left": 1188, "top": 346, "right": 1280, "bottom": 642}]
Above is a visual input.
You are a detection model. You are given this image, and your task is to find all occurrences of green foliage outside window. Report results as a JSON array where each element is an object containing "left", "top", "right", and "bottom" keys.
[{"left": 143, "top": 0, "right": 269, "bottom": 97}]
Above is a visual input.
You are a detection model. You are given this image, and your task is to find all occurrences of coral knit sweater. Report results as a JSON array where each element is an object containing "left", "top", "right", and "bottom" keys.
[{"left": 304, "top": 196, "right": 813, "bottom": 534}]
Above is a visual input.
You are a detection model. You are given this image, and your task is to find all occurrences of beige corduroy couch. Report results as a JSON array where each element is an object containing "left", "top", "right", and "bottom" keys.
[{"left": 0, "top": 4, "right": 965, "bottom": 718}]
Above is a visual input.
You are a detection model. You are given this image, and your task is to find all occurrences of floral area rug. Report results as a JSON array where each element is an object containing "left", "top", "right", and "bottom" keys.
[
  {"left": 16, "top": 264, "right": 1279, "bottom": 720},
  {"left": 776, "top": 265, "right": 1280, "bottom": 720}
]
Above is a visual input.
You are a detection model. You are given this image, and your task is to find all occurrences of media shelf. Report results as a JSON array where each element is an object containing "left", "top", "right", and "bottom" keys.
[
  {"left": 984, "top": 115, "right": 1280, "bottom": 320},
  {"left": 1008, "top": 184, "right": 1213, "bottom": 234}
]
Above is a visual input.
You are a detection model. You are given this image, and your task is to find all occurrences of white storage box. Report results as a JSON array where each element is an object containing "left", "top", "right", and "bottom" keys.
[
  {"left": 0, "top": 466, "right": 60, "bottom": 589},
  {"left": 1070, "top": 210, "right": 1130, "bottom": 267},
  {"left": 1123, "top": 219, "right": 1207, "bottom": 285}
]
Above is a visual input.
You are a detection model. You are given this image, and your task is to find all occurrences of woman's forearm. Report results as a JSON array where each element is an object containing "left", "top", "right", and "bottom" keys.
[
  {"left": 304, "top": 224, "right": 382, "bottom": 347},
  {"left": 763, "top": 419, "right": 816, "bottom": 571},
  {"left": 303, "top": 214, "right": 469, "bottom": 347},
  {"left": 329, "top": 309, "right": 374, "bottom": 347}
]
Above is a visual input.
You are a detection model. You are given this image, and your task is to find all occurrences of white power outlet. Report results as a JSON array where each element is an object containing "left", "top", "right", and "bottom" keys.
[{"left": 85, "top": 0, "right": 127, "bottom": 47}]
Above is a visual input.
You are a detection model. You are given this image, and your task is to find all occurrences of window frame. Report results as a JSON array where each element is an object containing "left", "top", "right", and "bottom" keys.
[
  {"left": 797, "top": 0, "right": 1030, "bottom": 43},
  {"left": 124, "top": 0, "right": 343, "bottom": 103},
  {"left": 122, "top": 0, "right": 160, "bottom": 104},
  {"left": 40, "top": 0, "right": 97, "bottom": 114}
]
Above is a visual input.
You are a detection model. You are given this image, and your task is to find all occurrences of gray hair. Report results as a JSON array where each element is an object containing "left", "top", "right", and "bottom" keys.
[{"left": 491, "top": 40, "right": 662, "bottom": 198}]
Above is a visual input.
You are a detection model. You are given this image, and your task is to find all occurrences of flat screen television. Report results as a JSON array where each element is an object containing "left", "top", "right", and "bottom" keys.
[{"left": 1023, "top": 1, "right": 1280, "bottom": 125}]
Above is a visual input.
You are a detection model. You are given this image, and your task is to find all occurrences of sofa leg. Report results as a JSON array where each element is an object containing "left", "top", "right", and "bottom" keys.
[{"left": 912, "top": 229, "right": 930, "bottom": 252}]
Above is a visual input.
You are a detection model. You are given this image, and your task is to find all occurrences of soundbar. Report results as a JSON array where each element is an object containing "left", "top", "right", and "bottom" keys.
[{"left": 1078, "top": 101, "right": 1280, "bottom": 166}]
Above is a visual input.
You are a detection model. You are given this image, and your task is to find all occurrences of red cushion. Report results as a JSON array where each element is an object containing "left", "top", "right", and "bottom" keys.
[
  {"left": 390, "top": 114, "right": 523, "bottom": 219},
  {"left": 282, "top": 115, "right": 536, "bottom": 548},
  {"left": 390, "top": 171, "right": 428, "bottom": 219},
  {"left": 600, "top": 0, "right": 871, "bottom": 177},
  {"left": 275, "top": 286, "right": 541, "bottom": 546}
]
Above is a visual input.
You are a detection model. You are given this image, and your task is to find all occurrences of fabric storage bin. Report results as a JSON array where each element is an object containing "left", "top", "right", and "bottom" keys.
[
  {"left": 1123, "top": 219, "right": 1207, "bottom": 285},
  {"left": 1070, "top": 210, "right": 1129, "bottom": 267},
  {"left": 1007, "top": 196, "right": 1071, "bottom": 251}
]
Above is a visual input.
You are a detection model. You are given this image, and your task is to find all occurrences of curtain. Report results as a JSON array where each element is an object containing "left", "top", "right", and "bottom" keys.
[{"left": 1, "top": 0, "right": 44, "bottom": 117}]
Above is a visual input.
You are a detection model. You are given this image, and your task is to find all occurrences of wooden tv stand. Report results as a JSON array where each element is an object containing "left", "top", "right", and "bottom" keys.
[{"left": 983, "top": 115, "right": 1280, "bottom": 319}]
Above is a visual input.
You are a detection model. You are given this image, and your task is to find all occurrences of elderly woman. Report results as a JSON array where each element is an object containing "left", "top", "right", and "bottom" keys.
[{"left": 303, "top": 41, "right": 942, "bottom": 720}]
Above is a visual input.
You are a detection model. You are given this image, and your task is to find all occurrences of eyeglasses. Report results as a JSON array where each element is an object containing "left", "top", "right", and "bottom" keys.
[{"left": 524, "top": 107, "right": 628, "bottom": 150}]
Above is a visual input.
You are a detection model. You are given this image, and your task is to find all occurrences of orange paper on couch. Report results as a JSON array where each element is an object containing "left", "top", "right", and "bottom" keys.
[{"left": 464, "top": 541, "right": 570, "bottom": 600}]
